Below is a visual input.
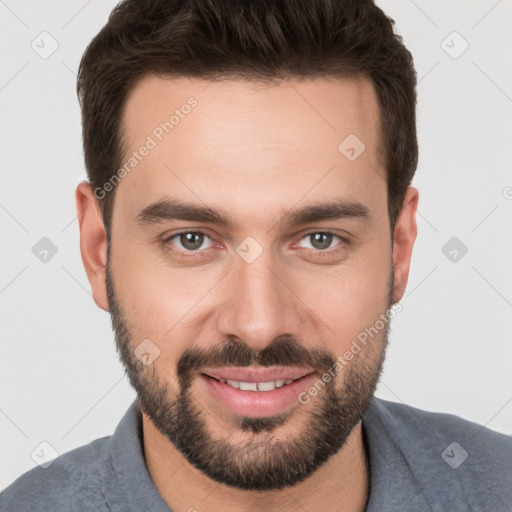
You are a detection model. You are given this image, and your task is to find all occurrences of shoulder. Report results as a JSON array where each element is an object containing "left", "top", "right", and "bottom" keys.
[
  {"left": 367, "top": 397, "right": 512, "bottom": 509},
  {"left": 0, "top": 435, "right": 113, "bottom": 512},
  {"left": 373, "top": 396, "right": 512, "bottom": 460}
]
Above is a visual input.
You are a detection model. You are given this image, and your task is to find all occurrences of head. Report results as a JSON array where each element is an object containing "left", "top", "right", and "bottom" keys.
[{"left": 76, "top": 0, "right": 419, "bottom": 491}]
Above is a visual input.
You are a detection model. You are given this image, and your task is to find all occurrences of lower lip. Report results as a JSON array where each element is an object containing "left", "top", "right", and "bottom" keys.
[{"left": 199, "top": 372, "right": 317, "bottom": 417}]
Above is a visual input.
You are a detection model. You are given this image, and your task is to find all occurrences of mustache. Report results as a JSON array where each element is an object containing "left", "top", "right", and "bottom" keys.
[{"left": 177, "top": 334, "right": 336, "bottom": 384}]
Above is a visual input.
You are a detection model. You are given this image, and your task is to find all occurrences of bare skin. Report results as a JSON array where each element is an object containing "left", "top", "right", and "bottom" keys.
[{"left": 76, "top": 75, "right": 418, "bottom": 512}]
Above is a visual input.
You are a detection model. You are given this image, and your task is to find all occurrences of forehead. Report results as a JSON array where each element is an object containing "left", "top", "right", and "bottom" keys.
[{"left": 114, "top": 74, "right": 386, "bottom": 227}]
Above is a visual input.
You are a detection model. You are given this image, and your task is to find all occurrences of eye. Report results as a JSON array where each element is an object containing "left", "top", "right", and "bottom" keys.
[
  {"left": 165, "top": 230, "right": 215, "bottom": 253},
  {"left": 161, "top": 229, "right": 348, "bottom": 260},
  {"left": 297, "top": 232, "right": 345, "bottom": 252}
]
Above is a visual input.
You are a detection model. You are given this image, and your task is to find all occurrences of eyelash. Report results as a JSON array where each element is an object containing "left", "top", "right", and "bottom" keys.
[{"left": 161, "top": 230, "right": 349, "bottom": 259}]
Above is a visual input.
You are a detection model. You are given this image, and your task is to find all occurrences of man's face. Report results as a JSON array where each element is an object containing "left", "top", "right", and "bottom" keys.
[{"left": 105, "top": 75, "right": 395, "bottom": 490}]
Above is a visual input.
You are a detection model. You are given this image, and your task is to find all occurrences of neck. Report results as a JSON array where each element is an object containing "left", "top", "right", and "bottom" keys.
[{"left": 142, "top": 414, "right": 370, "bottom": 512}]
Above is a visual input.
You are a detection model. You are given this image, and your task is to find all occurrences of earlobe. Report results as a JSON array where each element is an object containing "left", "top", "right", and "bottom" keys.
[
  {"left": 392, "top": 187, "right": 419, "bottom": 304},
  {"left": 75, "top": 181, "right": 109, "bottom": 312}
]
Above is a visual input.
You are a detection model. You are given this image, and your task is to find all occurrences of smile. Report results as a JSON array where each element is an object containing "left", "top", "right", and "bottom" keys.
[
  {"left": 199, "top": 368, "right": 317, "bottom": 417},
  {"left": 210, "top": 377, "right": 295, "bottom": 392}
]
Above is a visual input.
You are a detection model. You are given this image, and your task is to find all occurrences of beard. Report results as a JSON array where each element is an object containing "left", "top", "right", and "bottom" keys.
[{"left": 106, "top": 251, "right": 394, "bottom": 491}]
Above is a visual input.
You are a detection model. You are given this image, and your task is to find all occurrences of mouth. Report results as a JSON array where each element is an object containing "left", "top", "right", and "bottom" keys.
[
  {"left": 198, "top": 367, "right": 317, "bottom": 417},
  {"left": 201, "top": 373, "right": 310, "bottom": 392}
]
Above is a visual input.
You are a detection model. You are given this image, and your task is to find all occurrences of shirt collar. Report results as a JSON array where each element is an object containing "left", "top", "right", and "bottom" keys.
[
  {"left": 109, "top": 399, "right": 173, "bottom": 512},
  {"left": 362, "top": 397, "right": 427, "bottom": 511}
]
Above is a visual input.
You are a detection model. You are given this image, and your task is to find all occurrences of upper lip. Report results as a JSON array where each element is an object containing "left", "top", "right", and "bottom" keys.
[{"left": 201, "top": 367, "right": 315, "bottom": 383}]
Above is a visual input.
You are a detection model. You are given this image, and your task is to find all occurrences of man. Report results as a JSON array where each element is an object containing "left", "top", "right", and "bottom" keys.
[{"left": 1, "top": 0, "right": 511, "bottom": 510}]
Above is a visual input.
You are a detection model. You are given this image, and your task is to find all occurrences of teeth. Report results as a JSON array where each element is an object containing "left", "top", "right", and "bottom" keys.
[
  {"left": 257, "top": 381, "right": 276, "bottom": 391},
  {"left": 239, "top": 382, "right": 258, "bottom": 391},
  {"left": 219, "top": 378, "right": 296, "bottom": 391}
]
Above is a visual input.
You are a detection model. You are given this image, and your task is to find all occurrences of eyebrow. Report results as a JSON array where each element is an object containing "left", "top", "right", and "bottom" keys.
[{"left": 135, "top": 196, "right": 371, "bottom": 230}]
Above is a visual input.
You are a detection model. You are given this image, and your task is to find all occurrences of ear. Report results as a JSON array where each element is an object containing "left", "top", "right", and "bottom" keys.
[
  {"left": 75, "top": 181, "right": 109, "bottom": 311},
  {"left": 392, "top": 186, "right": 419, "bottom": 303}
]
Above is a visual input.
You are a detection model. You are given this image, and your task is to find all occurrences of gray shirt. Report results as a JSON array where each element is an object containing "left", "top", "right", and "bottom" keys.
[{"left": 1, "top": 397, "right": 511, "bottom": 511}]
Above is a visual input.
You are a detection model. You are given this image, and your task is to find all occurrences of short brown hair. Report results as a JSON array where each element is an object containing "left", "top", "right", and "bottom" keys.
[{"left": 77, "top": 0, "right": 418, "bottom": 238}]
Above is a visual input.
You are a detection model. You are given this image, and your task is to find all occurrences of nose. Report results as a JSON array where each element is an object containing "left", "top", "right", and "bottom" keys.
[{"left": 215, "top": 247, "right": 305, "bottom": 352}]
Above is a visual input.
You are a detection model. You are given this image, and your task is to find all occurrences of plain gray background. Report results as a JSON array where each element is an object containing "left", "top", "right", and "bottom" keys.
[{"left": 1, "top": 0, "right": 511, "bottom": 490}]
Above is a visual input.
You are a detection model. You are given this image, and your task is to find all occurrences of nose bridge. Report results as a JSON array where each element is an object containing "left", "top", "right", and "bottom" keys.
[{"left": 216, "top": 246, "right": 300, "bottom": 351}]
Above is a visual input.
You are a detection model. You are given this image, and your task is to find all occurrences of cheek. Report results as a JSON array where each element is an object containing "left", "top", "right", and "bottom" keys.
[
  {"left": 307, "top": 251, "right": 391, "bottom": 351},
  {"left": 110, "top": 239, "right": 221, "bottom": 354}
]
